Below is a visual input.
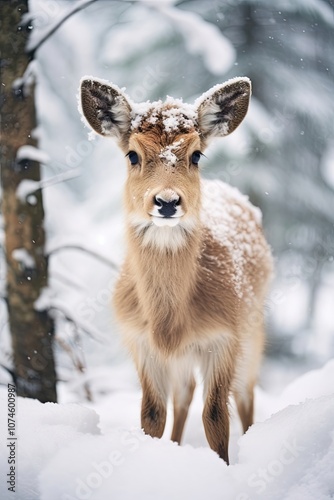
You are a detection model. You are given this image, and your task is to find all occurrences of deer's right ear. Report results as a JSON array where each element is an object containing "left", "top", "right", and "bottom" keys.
[{"left": 80, "top": 78, "right": 132, "bottom": 138}]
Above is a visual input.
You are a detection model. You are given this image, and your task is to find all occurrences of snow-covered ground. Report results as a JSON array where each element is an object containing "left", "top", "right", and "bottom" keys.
[{"left": 1, "top": 359, "right": 334, "bottom": 500}]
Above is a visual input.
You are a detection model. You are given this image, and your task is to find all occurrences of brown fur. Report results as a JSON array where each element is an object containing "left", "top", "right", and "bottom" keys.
[{"left": 80, "top": 77, "right": 273, "bottom": 463}]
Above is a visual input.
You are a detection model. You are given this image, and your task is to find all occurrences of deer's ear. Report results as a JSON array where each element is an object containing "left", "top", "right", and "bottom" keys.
[
  {"left": 196, "top": 77, "right": 251, "bottom": 139},
  {"left": 80, "top": 78, "right": 132, "bottom": 138}
]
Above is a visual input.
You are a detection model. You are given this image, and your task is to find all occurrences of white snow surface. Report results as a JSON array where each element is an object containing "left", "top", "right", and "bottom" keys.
[{"left": 1, "top": 359, "right": 334, "bottom": 499}]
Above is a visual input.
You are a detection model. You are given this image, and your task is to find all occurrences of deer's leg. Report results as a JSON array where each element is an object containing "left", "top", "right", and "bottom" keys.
[
  {"left": 200, "top": 340, "right": 237, "bottom": 464},
  {"left": 202, "top": 375, "right": 231, "bottom": 464},
  {"left": 234, "top": 387, "right": 254, "bottom": 434},
  {"left": 171, "top": 375, "right": 196, "bottom": 444},
  {"left": 232, "top": 326, "right": 264, "bottom": 434},
  {"left": 138, "top": 356, "right": 169, "bottom": 439}
]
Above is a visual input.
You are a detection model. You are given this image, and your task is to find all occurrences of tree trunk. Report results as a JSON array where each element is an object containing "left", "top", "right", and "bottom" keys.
[{"left": 0, "top": 0, "right": 57, "bottom": 402}]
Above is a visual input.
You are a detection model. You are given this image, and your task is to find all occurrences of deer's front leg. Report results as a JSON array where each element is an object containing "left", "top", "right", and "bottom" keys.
[
  {"left": 138, "top": 354, "right": 169, "bottom": 439},
  {"left": 140, "top": 375, "right": 167, "bottom": 438},
  {"left": 202, "top": 378, "right": 230, "bottom": 464},
  {"left": 200, "top": 341, "right": 236, "bottom": 464}
]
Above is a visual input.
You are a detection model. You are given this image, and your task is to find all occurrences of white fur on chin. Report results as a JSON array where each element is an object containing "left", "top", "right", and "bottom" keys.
[
  {"left": 151, "top": 216, "right": 180, "bottom": 227},
  {"left": 128, "top": 213, "right": 197, "bottom": 251}
]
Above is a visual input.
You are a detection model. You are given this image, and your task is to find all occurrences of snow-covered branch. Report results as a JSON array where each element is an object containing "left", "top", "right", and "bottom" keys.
[
  {"left": 12, "top": 60, "right": 38, "bottom": 97},
  {"left": 16, "top": 144, "right": 50, "bottom": 165},
  {"left": 16, "top": 168, "right": 81, "bottom": 203},
  {"left": 146, "top": 1, "right": 235, "bottom": 74}
]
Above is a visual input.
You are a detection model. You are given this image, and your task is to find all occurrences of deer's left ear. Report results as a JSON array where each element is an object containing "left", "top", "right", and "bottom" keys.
[{"left": 196, "top": 77, "right": 251, "bottom": 139}]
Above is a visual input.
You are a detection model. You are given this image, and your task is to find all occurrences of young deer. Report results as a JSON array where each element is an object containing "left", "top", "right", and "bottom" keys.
[{"left": 79, "top": 76, "right": 273, "bottom": 463}]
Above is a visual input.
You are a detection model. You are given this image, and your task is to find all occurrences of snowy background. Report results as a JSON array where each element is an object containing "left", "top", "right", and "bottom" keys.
[{"left": 1, "top": 0, "right": 334, "bottom": 498}]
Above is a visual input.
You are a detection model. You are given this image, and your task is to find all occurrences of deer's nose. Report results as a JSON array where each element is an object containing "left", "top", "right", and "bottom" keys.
[{"left": 154, "top": 195, "right": 180, "bottom": 217}]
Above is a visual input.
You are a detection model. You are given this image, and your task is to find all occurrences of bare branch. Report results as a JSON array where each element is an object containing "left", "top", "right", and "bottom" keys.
[
  {"left": 48, "top": 304, "right": 105, "bottom": 343},
  {"left": 27, "top": 0, "right": 99, "bottom": 57},
  {"left": 56, "top": 337, "right": 92, "bottom": 402},
  {"left": 52, "top": 270, "right": 90, "bottom": 292},
  {"left": 26, "top": 0, "right": 139, "bottom": 57},
  {"left": 48, "top": 244, "right": 119, "bottom": 273}
]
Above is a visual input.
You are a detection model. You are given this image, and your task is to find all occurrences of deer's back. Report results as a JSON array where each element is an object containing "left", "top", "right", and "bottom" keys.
[{"left": 195, "top": 179, "right": 273, "bottom": 331}]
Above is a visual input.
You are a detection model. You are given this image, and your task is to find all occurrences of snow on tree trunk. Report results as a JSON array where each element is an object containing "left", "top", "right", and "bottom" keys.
[{"left": 0, "top": 0, "right": 57, "bottom": 402}]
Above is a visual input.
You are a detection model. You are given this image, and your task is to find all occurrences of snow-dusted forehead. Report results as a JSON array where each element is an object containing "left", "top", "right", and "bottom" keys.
[{"left": 131, "top": 97, "right": 198, "bottom": 134}]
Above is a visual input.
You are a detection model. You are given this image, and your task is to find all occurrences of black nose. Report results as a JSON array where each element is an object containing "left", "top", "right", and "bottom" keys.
[{"left": 154, "top": 196, "right": 180, "bottom": 217}]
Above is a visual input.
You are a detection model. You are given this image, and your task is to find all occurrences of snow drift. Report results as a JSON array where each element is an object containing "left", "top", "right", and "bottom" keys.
[{"left": 1, "top": 360, "right": 334, "bottom": 500}]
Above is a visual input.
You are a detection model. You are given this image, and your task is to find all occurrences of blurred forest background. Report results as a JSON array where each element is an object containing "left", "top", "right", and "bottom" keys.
[{"left": 1, "top": 0, "right": 334, "bottom": 398}]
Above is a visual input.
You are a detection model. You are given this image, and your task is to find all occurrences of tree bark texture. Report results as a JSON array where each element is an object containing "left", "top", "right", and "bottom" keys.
[{"left": 0, "top": 0, "right": 57, "bottom": 402}]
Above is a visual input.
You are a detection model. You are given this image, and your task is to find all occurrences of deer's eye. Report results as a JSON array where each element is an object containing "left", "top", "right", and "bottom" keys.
[
  {"left": 127, "top": 151, "right": 139, "bottom": 165},
  {"left": 191, "top": 151, "right": 202, "bottom": 166}
]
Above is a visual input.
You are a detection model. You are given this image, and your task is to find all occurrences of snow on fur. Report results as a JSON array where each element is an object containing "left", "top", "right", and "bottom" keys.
[
  {"left": 130, "top": 97, "right": 197, "bottom": 132},
  {"left": 201, "top": 179, "right": 263, "bottom": 298},
  {"left": 193, "top": 77, "right": 252, "bottom": 109}
]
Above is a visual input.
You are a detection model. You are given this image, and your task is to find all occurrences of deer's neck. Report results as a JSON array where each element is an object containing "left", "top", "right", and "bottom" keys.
[{"left": 126, "top": 224, "right": 201, "bottom": 353}]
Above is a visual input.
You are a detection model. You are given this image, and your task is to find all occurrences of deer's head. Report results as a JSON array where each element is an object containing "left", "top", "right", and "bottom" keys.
[{"left": 80, "top": 77, "right": 251, "bottom": 249}]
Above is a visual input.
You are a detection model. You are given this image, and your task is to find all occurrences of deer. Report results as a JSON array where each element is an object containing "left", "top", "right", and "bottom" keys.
[{"left": 79, "top": 76, "right": 273, "bottom": 464}]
